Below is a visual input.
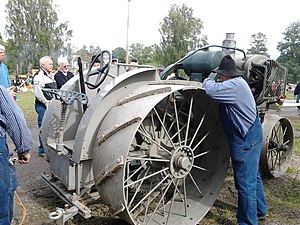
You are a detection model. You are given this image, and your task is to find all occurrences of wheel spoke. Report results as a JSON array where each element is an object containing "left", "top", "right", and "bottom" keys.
[
  {"left": 124, "top": 161, "right": 148, "bottom": 183},
  {"left": 172, "top": 93, "right": 182, "bottom": 145},
  {"left": 125, "top": 167, "right": 169, "bottom": 188},
  {"left": 184, "top": 96, "right": 194, "bottom": 146},
  {"left": 129, "top": 174, "right": 170, "bottom": 213},
  {"left": 188, "top": 173, "right": 203, "bottom": 197},
  {"left": 137, "top": 128, "right": 172, "bottom": 155},
  {"left": 166, "top": 178, "right": 179, "bottom": 225},
  {"left": 189, "top": 112, "right": 207, "bottom": 148},
  {"left": 192, "top": 164, "right": 209, "bottom": 172},
  {"left": 127, "top": 157, "right": 169, "bottom": 163},
  {"left": 192, "top": 124, "right": 216, "bottom": 152},
  {"left": 145, "top": 178, "right": 173, "bottom": 225},
  {"left": 194, "top": 149, "right": 212, "bottom": 159}
]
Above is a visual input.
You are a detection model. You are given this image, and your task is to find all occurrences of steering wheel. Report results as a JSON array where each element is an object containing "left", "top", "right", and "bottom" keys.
[
  {"left": 85, "top": 50, "right": 111, "bottom": 90},
  {"left": 248, "top": 68, "right": 264, "bottom": 104}
]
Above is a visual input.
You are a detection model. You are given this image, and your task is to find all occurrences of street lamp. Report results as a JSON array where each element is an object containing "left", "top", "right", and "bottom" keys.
[{"left": 125, "top": 0, "right": 131, "bottom": 64}]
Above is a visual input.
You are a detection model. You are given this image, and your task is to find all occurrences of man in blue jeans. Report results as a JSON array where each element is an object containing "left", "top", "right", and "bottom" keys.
[
  {"left": 294, "top": 82, "right": 300, "bottom": 111},
  {"left": 0, "top": 86, "right": 32, "bottom": 224},
  {"left": 203, "top": 55, "right": 267, "bottom": 225},
  {"left": 33, "top": 56, "right": 57, "bottom": 156}
]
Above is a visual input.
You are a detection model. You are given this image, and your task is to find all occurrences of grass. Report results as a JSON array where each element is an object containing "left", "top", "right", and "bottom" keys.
[
  {"left": 285, "top": 91, "right": 295, "bottom": 100},
  {"left": 16, "top": 91, "right": 37, "bottom": 125},
  {"left": 294, "top": 139, "right": 300, "bottom": 155}
]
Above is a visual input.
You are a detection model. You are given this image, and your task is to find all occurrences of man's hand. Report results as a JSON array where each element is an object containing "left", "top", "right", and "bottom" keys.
[
  {"left": 18, "top": 152, "right": 31, "bottom": 164},
  {"left": 7, "top": 86, "right": 17, "bottom": 97},
  {"left": 208, "top": 73, "right": 220, "bottom": 81}
]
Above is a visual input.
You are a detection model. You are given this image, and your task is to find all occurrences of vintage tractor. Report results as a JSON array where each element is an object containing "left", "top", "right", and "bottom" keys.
[{"left": 42, "top": 33, "right": 294, "bottom": 225}]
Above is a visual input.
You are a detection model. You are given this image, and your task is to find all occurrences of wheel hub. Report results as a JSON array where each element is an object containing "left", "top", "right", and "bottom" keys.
[{"left": 170, "top": 146, "right": 194, "bottom": 178}]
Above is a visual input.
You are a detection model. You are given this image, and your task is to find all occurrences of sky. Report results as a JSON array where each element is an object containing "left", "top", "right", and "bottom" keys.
[{"left": 0, "top": 0, "right": 299, "bottom": 59}]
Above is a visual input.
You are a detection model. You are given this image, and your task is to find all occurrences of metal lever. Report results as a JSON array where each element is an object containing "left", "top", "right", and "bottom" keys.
[{"left": 42, "top": 88, "right": 89, "bottom": 105}]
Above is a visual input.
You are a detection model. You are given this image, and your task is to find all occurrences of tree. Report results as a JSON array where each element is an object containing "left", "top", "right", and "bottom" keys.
[
  {"left": 247, "top": 32, "right": 269, "bottom": 57},
  {"left": 156, "top": 4, "right": 207, "bottom": 67},
  {"left": 112, "top": 47, "right": 126, "bottom": 63},
  {"left": 277, "top": 21, "right": 300, "bottom": 83},
  {"left": 129, "top": 43, "right": 155, "bottom": 65},
  {"left": 4, "top": 0, "right": 72, "bottom": 74}
]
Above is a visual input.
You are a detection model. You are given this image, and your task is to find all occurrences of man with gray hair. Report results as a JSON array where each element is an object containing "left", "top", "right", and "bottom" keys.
[
  {"left": 33, "top": 56, "right": 57, "bottom": 157},
  {"left": 54, "top": 56, "right": 74, "bottom": 89}
]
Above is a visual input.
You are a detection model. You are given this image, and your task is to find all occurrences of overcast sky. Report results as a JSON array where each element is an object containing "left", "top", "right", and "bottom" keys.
[{"left": 1, "top": 0, "right": 299, "bottom": 59}]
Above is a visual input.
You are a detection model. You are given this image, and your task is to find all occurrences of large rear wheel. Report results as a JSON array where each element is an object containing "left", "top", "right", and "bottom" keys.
[{"left": 93, "top": 82, "right": 230, "bottom": 225}]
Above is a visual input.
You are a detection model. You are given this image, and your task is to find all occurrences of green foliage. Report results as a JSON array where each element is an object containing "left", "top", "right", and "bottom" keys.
[
  {"left": 4, "top": 0, "right": 73, "bottom": 74},
  {"left": 129, "top": 43, "right": 155, "bottom": 65},
  {"left": 112, "top": 47, "right": 126, "bottom": 63},
  {"left": 74, "top": 45, "right": 102, "bottom": 67},
  {"left": 156, "top": 4, "right": 207, "bottom": 67},
  {"left": 277, "top": 21, "right": 300, "bottom": 83},
  {"left": 247, "top": 32, "right": 269, "bottom": 57}
]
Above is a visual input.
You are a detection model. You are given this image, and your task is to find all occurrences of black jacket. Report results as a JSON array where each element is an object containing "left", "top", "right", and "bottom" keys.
[
  {"left": 294, "top": 83, "right": 300, "bottom": 95},
  {"left": 54, "top": 70, "right": 74, "bottom": 89}
]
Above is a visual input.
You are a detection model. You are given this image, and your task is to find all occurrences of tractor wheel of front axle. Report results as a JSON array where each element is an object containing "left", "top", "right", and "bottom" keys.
[{"left": 260, "top": 114, "right": 294, "bottom": 177}]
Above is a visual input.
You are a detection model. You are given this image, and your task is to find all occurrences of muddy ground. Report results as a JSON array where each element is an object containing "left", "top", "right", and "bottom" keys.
[{"left": 9, "top": 107, "right": 300, "bottom": 225}]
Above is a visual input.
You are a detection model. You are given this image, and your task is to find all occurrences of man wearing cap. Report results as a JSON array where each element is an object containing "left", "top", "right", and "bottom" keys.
[
  {"left": 54, "top": 57, "right": 74, "bottom": 89},
  {"left": 203, "top": 55, "right": 267, "bottom": 225},
  {"left": 111, "top": 54, "right": 118, "bottom": 65},
  {"left": 90, "top": 55, "right": 101, "bottom": 67}
]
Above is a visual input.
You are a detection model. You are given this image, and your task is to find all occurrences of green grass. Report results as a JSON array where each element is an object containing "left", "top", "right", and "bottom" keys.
[
  {"left": 294, "top": 139, "right": 300, "bottom": 155},
  {"left": 16, "top": 91, "right": 37, "bottom": 125},
  {"left": 285, "top": 91, "right": 295, "bottom": 100}
]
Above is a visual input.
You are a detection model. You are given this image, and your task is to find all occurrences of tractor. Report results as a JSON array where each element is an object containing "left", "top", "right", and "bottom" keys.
[{"left": 42, "top": 33, "right": 293, "bottom": 225}]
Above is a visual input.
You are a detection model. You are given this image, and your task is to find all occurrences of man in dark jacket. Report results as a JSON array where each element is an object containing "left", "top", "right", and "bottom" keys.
[
  {"left": 294, "top": 82, "right": 300, "bottom": 111},
  {"left": 54, "top": 57, "right": 75, "bottom": 89}
]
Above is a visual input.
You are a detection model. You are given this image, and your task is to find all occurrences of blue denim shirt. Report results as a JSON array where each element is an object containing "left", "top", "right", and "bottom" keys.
[
  {"left": 0, "top": 86, "right": 32, "bottom": 154},
  {"left": 203, "top": 76, "right": 257, "bottom": 138},
  {"left": 0, "top": 63, "right": 11, "bottom": 88}
]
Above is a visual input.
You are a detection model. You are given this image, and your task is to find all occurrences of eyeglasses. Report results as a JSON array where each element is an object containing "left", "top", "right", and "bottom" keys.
[{"left": 63, "top": 65, "right": 69, "bottom": 68}]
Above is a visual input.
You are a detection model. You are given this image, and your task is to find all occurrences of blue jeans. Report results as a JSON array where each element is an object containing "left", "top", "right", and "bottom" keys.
[
  {"left": 228, "top": 118, "right": 267, "bottom": 225},
  {"left": 35, "top": 101, "right": 46, "bottom": 153},
  {"left": 0, "top": 137, "right": 17, "bottom": 225},
  {"left": 296, "top": 94, "right": 300, "bottom": 110}
]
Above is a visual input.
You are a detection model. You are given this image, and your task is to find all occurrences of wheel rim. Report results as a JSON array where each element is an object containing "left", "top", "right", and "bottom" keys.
[
  {"left": 260, "top": 115, "right": 294, "bottom": 177},
  {"left": 93, "top": 84, "right": 230, "bottom": 225}
]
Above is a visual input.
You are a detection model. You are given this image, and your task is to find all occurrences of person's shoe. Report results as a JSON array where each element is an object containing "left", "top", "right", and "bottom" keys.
[
  {"left": 258, "top": 214, "right": 266, "bottom": 221},
  {"left": 38, "top": 152, "right": 46, "bottom": 158}
]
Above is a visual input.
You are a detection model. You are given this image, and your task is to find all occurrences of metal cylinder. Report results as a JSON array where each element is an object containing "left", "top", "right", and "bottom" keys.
[
  {"left": 222, "top": 33, "right": 236, "bottom": 58},
  {"left": 183, "top": 50, "right": 225, "bottom": 75}
]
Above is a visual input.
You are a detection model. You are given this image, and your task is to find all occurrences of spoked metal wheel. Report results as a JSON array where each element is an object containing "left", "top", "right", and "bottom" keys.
[
  {"left": 93, "top": 82, "right": 230, "bottom": 225},
  {"left": 260, "top": 114, "right": 294, "bottom": 177}
]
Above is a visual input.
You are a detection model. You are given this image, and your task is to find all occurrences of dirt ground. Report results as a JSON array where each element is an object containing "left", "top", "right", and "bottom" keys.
[{"left": 9, "top": 106, "right": 300, "bottom": 225}]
